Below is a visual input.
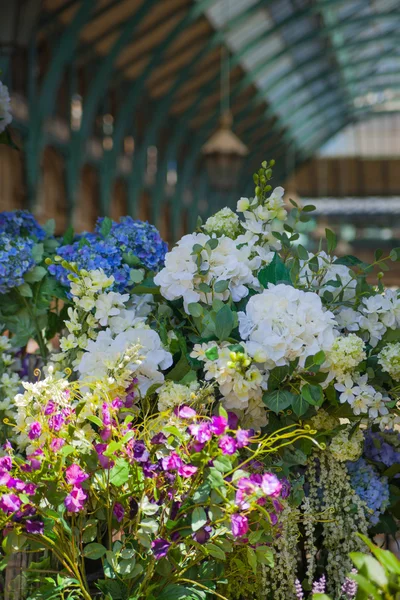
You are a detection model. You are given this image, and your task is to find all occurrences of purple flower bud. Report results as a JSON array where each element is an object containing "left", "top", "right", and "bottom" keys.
[
  {"left": 341, "top": 569, "right": 358, "bottom": 598},
  {"left": 28, "top": 422, "right": 41, "bottom": 440},
  {"left": 0, "top": 456, "right": 12, "bottom": 471},
  {"left": 230, "top": 513, "right": 248, "bottom": 537},
  {"left": 261, "top": 473, "right": 282, "bottom": 497},
  {"left": 111, "top": 398, "right": 123, "bottom": 410},
  {"left": 236, "top": 429, "right": 252, "bottom": 448},
  {"left": 175, "top": 405, "right": 196, "bottom": 419},
  {"left": 312, "top": 575, "right": 326, "bottom": 594},
  {"left": 49, "top": 438, "right": 65, "bottom": 452},
  {"left": 65, "top": 464, "right": 89, "bottom": 486},
  {"left": 178, "top": 464, "right": 198, "bottom": 478},
  {"left": 129, "top": 497, "right": 139, "bottom": 518},
  {"left": 113, "top": 502, "right": 125, "bottom": 522},
  {"left": 64, "top": 486, "right": 87, "bottom": 513},
  {"left": 227, "top": 412, "right": 239, "bottom": 429},
  {"left": 0, "top": 494, "right": 22, "bottom": 514},
  {"left": 295, "top": 579, "right": 304, "bottom": 599},
  {"left": 280, "top": 477, "right": 291, "bottom": 499},
  {"left": 189, "top": 422, "right": 212, "bottom": 444},
  {"left": 25, "top": 520, "right": 44, "bottom": 535},
  {"left": 162, "top": 452, "right": 182, "bottom": 471},
  {"left": 151, "top": 432, "right": 167, "bottom": 445},
  {"left": 210, "top": 416, "right": 228, "bottom": 436},
  {"left": 132, "top": 440, "right": 149, "bottom": 463},
  {"left": 142, "top": 462, "right": 158, "bottom": 478},
  {"left": 44, "top": 401, "right": 56, "bottom": 416},
  {"left": 48, "top": 413, "right": 65, "bottom": 432},
  {"left": 151, "top": 538, "right": 170, "bottom": 559},
  {"left": 192, "top": 526, "right": 211, "bottom": 543},
  {"left": 219, "top": 435, "right": 237, "bottom": 455},
  {"left": 101, "top": 403, "right": 112, "bottom": 427},
  {"left": 169, "top": 501, "right": 181, "bottom": 521},
  {"left": 95, "top": 444, "right": 114, "bottom": 469},
  {"left": 24, "top": 483, "right": 36, "bottom": 496}
]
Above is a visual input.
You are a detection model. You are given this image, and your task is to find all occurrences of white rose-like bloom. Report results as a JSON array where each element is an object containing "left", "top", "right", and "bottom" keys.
[
  {"left": 154, "top": 232, "right": 261, "bottom": 313},
  {"left": 378, "top": 342, "right": 400, "bottom": 381},
  {"left": 0, "top": 82, "right": 12, "bottom": 134},
  {"left": 299, "top": 251, "right": 356, "bottom": 301},
  {"left": 77, "top": 326, "right": 172, "bottom": 395},
  {"left": 238, "top": 284, "right": 337, "bottom": 368},
  {"left": 358, "top": 290, "right": 400, "bottom": 347}
]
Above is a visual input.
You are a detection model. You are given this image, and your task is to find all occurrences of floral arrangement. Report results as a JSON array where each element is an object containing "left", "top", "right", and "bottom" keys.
[
  {"left": 0, "top": 78, "right": 12, "bottom": 144},
  {"left": 0, "top": 159, "right": 400, "bottom": 599}
]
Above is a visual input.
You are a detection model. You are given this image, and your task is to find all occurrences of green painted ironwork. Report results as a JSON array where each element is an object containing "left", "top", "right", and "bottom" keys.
[{"left": 25, "top": 0, "right": 94, "bottom": 209}]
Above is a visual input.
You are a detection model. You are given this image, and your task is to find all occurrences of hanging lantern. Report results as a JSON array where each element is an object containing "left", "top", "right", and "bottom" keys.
[{"left": 202, "top": 111, "right": 248, "bottom": 191}]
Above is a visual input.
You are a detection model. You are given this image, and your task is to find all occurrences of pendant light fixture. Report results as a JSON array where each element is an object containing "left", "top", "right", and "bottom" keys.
[{"left": 202, "top": 0, "right": 248, "bottom": 191}]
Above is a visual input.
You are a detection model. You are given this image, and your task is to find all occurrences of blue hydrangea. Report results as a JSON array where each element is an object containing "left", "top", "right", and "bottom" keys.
[
  {"left": 347, "top": 457, "right": 390, "bottom": 526},
  {"left": 96, "top": 216, "right": 167, "bottom": 271},
  {"left": 0, "top": 234, "right": 35, "bottom": 293},
  {"left": 364, "top": 429, "right": 400, "bottom": 469},
  {"left": 49, "top": 217, "right": 167, "bottom": 292},
  {"left": 0, "top": 210, "right": 46, "bottom": 240}
]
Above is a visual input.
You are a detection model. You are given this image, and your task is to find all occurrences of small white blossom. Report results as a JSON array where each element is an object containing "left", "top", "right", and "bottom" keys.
[{"left": 0, "top": 81, "right": 12, "bottom": 134}]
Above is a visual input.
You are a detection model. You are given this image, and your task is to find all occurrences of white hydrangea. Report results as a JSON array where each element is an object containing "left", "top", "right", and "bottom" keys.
[
  {"left": 329, "top": 426, "right": 364, "bottom": 462},
  {"left": 334, "top": 374, "right": 390, "bottom": 420},
  {"left": 191, "top": 342, "right": 268, "bottom": 412},
  {"left": 299, "top": 251, "right": 357, "bottom": 301},
  {"left": 204, "top": 207, "right": 240, "bottom": 238},
  {"left": 238, "top": 284, "right": 336, "bottom": 369},
  {"left": 77, "top": 325, "right": 172, "bottom": 395},
  {"left": 154, "top": 232, "right": 261, "bottom": 313},
  {"left": 358, "top": 290, "right": 400, "bottom": 347},
  {"left": 0, "top": 81, "right": 12, "bottom": 134},
  {"left": 326, "top": 334, "right": 366, "bottom": 381},
  {"left": 157, "top": 380, "right": 198, "bottom": 412},
  {"left": 335, "top": 307, "right": 362, "bottom": 333},
  {"left": 378, "top": 342, "right": 400, "bottom": 381}
]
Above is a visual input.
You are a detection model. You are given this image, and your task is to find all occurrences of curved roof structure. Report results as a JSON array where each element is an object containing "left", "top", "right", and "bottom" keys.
[{"left": 3, "top": 0, "right": 400, "bottom": 232}]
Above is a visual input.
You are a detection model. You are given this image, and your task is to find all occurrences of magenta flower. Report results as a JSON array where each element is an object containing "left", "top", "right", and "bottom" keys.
[
  {"left": 230, "top": 513, "right": 249, "bottom": 537},
  {"left": 25, "top": 520, "right": 44, "bottom": 535},
  {"left": 100, "top": 427, "right": 112, "bottom": 441},
  {"left": 0, "top": 493, "right": 22, "bottom": 514},
  {"left": 102, "top": 403, "right": 112, "bottom": 427},
  {"left": 113, "top": 502, "right": 125, "bottom": 522},
  {"left": 44, "top": 401, "right": 56, "bottom": 415},
  {"left": 24, "top": 483, "right": 36, "bottom": 496},
  {"left": 48, "top": 413, "right": 65, "bottom": 432},
  {"left": 111, "top": 397, "right": 123, "bottom": 410},
  {"left": 236, "top": 429, "right": 252, "bottom": 448},
  {"left": 178, "top": 464, "right": 198, "bottom": 478},
  {"left": 64, "top": 486, "right": 87, "bottom": 513},
  {"left": 175, "top": 405, "right": 197, "bottom": 419},
  {"left": 131, "top": 440, "right": 149, "bottom": 463},
  {"left": 219, "top": 435, "right": 237, "bottom": 455},
  {"left": 95, "top": 444, "right": 114, "bottom": 469},
  {"left": 50, "top": 438, "right": 65, "bottom": 452},
  {"left": 0, "top": 470, "right": 11, "bottom": 486},
  {"left": 192, "top": 526, "right": 211, "bottom": 543},
  {"left": 189, "top": 422, "right": 212, "bottom": 444},
  {"left": 151, "top": 538, "right": 171, "bottom": 559},
  {"left": 280, "top": 477, "right": 291, "bottom": 499},
  {"left": 0, "top": 456, "right": 12, "bottom": 471},
  {"left": 28, "top": 422, "right": 42, "bottom": 440},
  {"left": 210, "top": 416, "right": 228, "bottom": 436},
  {"left": 261, "top": 473, "right": 282, "bottom": 497},
  {"left": 151, "top": 432, "right": 167, "bottom": 445},
  {"left": 161, "top": 451, "right": 182, "bottom": 471},
  {"left": 65, "top": 464, "right": 89, "bottom": 486},
  {"left": 227, "top": 412, "right": 239, "bottom": 429}
]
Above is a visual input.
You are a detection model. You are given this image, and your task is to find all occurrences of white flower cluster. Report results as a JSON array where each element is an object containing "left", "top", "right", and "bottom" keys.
[
  {"left": 157, "top": 380, "right": 198, "bottom": 412},
  {"left": 299, "top": 251, "right": 356, "bottom": 302},
  {"left": 336, "top": 290, "right": 400, "bottom": 347},
  {"left": 378, "top": 342, "right": 400, "bottom": 381},
  {"left": 204, "top": 207, "right": 240, "bottom": 238},
  {"left": 0, "top": 81, "right": 12, "bottom": 134},
  {"left": 329, "top": 426, "right": 364, "bottom": 462},
  {"left": 0, "top": 335, "right": 20, "bottom": 417},
  {"left": 326, "top": 334, "right": 366, "bottom": 381},
  {"left": 238, "top": 284, "right": 336, "bottom": 369},
  {"left": 238, "top": 186, "right": 287, "bottom": 227},
  {"left": 335, "top": 374, "right": 389, "bottom": 420},
  {"left": 191, "top": 342, "right": 268, "bottom": 428},
  {"left": 154, "top": 232, "right": 261, "bottom": 313}
]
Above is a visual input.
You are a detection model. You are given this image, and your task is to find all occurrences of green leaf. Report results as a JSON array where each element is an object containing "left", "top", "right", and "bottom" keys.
[
  {"left": 192, "top": 482, "right": 211, "bottom": 503},
  {"left": 325, "top": 228, "right": 337, "bottom": 253},
  {"left": 214, "top": 280, "right": 229, "bottom": 293},
  {"left": 166, "top": 352, "right": 191, "bottom": 382},
  {"left": 303, "top": 204, "right": 316, "bottom": 212},
  {"left": 32, "top": 243, "right": 44, "bottom": 263},
  {"left": 100, "top": 216, "right": 113, "bottom": 237},
  {"left": 188, "top": 302, "right": 203, "bottom": 318},
  {"left": 312, "top": 595, "right": 331, "bottom": 600},
  {"left": 207, "top": 467, "right": 225, "bottom": 489},
  {"left": 247, "top": 547, "right": 257, "bottom": 575},
  {"left": 87, "top": 416, "right": 103, "bottom": 428},
  {"left": 17, "top": 283, "right": 32, "bottom": 297},
  {"left": 24, "top": 266, "right": 47, "bottom": 283},
  {"left": 83, "top": 543, "right": 107, "bottom": 560},
  {"left": 43, "top": 218, "right": 56, "bottom": 236},
  {"left": 198, "top": 282, "right": 212, "bottom": 294},
  {"left": 389, "top": 247, "right": 400, "bottom": 261},
  {"left": 297, "top": 244, "right": 309, "bottom": 261},
  {"left": 82, "top": 521, "right": 98, "bottom": 543},
  {"left": 255, "top": 546, "right": 274, "bottom": 567},
  {"left": 334, "top": 255, "right": 364, "bottom": 267},
  {"left": 349, "top": 573, "right": 380, "bottom": 599},
  {"left": 158, "top": 585, "right": 205, "bottom": 600},
  {"left": 213, "top": 455, "right": 232, "bottom": 473},
  {"left": 292, "top": 394, "right": 309, "bottom": 417},
  {"left": 262, "top": 389, "right": 295, "bottom": 414},
  {"left": 205, "top": 543, "right": 226, "bottom": 561},
  {"left": 129, "top": 269, "right": 144, "bottom": 284},
  {"left": 191, "top": 507, "right": 207, "bottom": 532},
  {"left": 350, "top": 553, "right": 388, "bottom": 588},
  {"left": 356, "top": 534, "right": 400, "bottom": 575},
  {"left": 301, "top": 384, "right": 324, "bottom": 406},
  {"left": 215, "top": 305, "right": 234, "bottom": 341},
  {"left": 109, "top": 458, "right": 130, "bottom": 487},
  {"left": 258, "top": 253, "right": 291, "bottom": 287},
  {"left": 206, "top": 238, "right": 218, "bottom": 251},
  {"left": 205, "top": 346, "right": 218, "bottom": 361},
  {"left": 314, "top": 350, "right": 326, "bottom": 365}
]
